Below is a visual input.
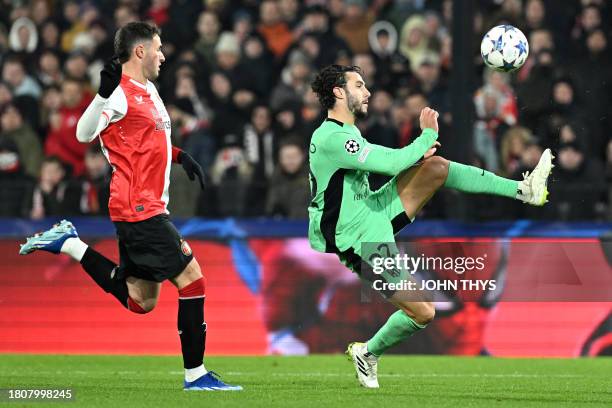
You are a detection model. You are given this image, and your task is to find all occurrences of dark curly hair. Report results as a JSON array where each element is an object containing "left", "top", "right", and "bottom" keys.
[
  {"left": 311, "top": 65, "right": 362, "bottom": 110},
  {"left": 114, "top": 22, "right": 161, "bottom": 63}
]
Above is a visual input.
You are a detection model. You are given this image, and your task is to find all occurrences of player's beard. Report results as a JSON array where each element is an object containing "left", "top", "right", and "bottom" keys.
[{"left": 347, "top": 91, "right": 367, "bottom": 119}]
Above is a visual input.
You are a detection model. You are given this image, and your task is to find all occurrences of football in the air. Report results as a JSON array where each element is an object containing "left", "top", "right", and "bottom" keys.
[{"left": 480, "top": 25, "right": 529, "bottom": 72}]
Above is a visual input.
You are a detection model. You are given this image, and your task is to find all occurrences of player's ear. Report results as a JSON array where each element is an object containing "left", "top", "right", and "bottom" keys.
[
  {"left": 332, "top": 86, "right": 344, "bottom": 100},
  {"left": 135, "top": 44, "right": 145, "bottom": 59}
]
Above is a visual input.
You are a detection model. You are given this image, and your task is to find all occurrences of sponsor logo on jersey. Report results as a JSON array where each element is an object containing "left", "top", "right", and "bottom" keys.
[
  {"left": 134, "top": 95, "right": 144, "bottom": 104},
  {"left": 358, "top": 146, "right": 372, "bottom": 162}
]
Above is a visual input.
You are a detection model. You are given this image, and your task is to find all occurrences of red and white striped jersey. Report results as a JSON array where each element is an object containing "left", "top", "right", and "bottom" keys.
[{"left": 97, "top": 74, "right": 172, "bottom": 222}]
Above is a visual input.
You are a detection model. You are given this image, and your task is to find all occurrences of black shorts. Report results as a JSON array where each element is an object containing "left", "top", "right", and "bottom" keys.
[{"left": 114, "top": 214, "right": 194, "bottom": 282}]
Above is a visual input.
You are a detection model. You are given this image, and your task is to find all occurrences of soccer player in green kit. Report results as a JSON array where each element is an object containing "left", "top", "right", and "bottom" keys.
[{"left": 308, "top": 65, "right": 553, "bottom": 388}]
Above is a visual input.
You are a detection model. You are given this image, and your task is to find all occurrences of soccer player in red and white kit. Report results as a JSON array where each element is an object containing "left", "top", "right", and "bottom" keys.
[{"left": 19, "top": 22, "right": 242, "bottom": 391}]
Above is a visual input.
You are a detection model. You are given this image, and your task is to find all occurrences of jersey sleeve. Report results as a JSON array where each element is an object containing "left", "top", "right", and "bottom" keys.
[
  {"left": 76, "top": 88, "right": 127, "bottom": 143},
  {"left": 320, "top": 128, "right": 438, "bottom": 176}
]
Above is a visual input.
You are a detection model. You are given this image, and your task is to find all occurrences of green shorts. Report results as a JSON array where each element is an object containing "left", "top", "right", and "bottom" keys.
[{"left": 335, "top": 176, "right": 413, "bottom": 297}]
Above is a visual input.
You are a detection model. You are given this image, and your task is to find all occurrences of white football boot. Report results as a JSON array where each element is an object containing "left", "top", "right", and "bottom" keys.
[
  {"left": 517, "top": 148, "right": 554, "bottom": 206},
  {"left": 346, "top": 342, "right": 379, "bottom": 388}
]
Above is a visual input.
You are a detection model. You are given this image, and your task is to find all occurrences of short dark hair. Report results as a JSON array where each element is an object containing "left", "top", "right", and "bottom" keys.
[
  {"left": 114, "top": 22, "right": 161, "bottom": 63},
  {"left": 311, "top": 65, "right": 362, "bottom": 110}
]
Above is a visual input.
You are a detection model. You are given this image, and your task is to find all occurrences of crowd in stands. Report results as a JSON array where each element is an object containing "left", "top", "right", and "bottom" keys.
[{"left": 0, "top": 0, "right": 610, "bottom": 221}]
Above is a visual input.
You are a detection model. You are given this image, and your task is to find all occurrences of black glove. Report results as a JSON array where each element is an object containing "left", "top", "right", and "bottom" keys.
[
  {"left": 178, "top": 151, "right": 205, "bottom": 190},
  {"left": 98, "top": 57, "right": 122, "bottom": 98}
]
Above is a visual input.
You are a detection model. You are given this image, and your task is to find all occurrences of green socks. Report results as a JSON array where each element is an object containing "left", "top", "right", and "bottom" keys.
[
  {"left": 444, "top": 161, "right": 518, "bottom": 199},
  {"left": 366, "top": 310, "right": 427, "bottom": 356}
]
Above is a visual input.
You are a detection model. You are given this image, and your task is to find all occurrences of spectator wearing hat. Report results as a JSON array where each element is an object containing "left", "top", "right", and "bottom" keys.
[
  {"left": 369, "top": 21, "right": 411, "bottom": 92},
  {"left": 270, "top": 50, "right": 312, "bottom": 111},
  {"left": 0, "top": 102, "right": 43, "bottom": 179},
  {"left": 8, "top": 16, "right": 38, "bottom": 65}
]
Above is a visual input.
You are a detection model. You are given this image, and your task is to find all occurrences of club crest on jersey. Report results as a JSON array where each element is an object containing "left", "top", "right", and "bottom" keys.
[
  {"left": 180, "top": 239, "right": 192, "bottom": 256},
  {"left": 345, "top": 139, "right": 360, "bottom": 154}
]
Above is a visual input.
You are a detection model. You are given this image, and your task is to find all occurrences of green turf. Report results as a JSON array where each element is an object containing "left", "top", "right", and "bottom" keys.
[{"left": 0, "top": 355, "right": 611, "bottom": 407}]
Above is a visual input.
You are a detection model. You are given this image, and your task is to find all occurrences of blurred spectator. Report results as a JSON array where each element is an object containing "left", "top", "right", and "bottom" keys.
[
  {"left": 550, "top": 141, "right": 606, "bottom": 220},
  {"left": 0, "top": 81, "right": 13, "bottom": 109},
  {"left": 209, "top": 143, "right": 252, "bottom": 217},
  {"left": 0, "top": 138, "right": 35, "bottom": 217},
  {"left": 524, "top": 0, "right": 548, "bottom": 35},
  {"left": 368, "top": 21, "right": 411, "bottom": 92},
  {"left": 36, "top": 49, "right": 63, "bottom": 87},
  {"left": 266, "top": 138, "right": 310, "bottom": 219},
  {"left": 1, "top": 55, "right": 42, "bottom": 99},
  {"left": 335, "top": 0, "right": 375, "bottom": 54},
  {"left": 398, "top": 92, "right": 428, "bottom": 147},
  {"left": 500, "top": 126, "right": 533, "bottom": 177},
  {"left": 44, "top": 77, "right": 92, "bottom": 176},
  {"left": 569, "top": 28, "right": 611, "bottom": 155},
  {"left": 60, "top": 1, "right": 98, "bottom": 53},
  {"left": 273, "top": 101, "right": 303, "bottom": 141},
  {"left": 8, "top": 16, "right": 38, "bottom": 57},
  {"left": 279, "top": 0, "right": 301, "bottom": 29},
  {"left": 232, "top": 10, "right": 254, "bottom": 45},
  {"left": 63, "top": 51, "right": 92, "bottom": 86},
  {"left": 270, "top": 51, "right": 312, "bottom": 111},
  {"left": 537, "top": 78, "right": 588, "bottom": 151},
  {"left": 0, "top": 102, "right": 42, "bottom": 178},
  {"left": 29, "top": 156, "right": 79, "bottom": 219},
  {"left": 38, "top": 18, "right": 62, "bottom": 52},
  {"left": 194, "top": 10, "right": 221, "bottom": 69},
  {"left": 257, "top": 0, "right": 293, "bottom": 59},
  {"left": 29, "top": 0, "right": 51, "bottom": 26},
  {"left": 244, "top": 105, "right": 276, "bottom": 216},
  {"left": 399, "top": 15, "right": 431, "bottom": 72},
  {"left": 364, "top": 90, "right": 397, "bottom": 148},
  {"left": 299, "top": 5, "right": 351, "bottom": 67},
  {"left": 242, "top": 34, "right": 276, "bottom": 96},
  {"left": 73, "top": 145, "right": 110, "bottom": 215},
  {"left": 473, "top": 69, "right": 518, "bottom": 172},
  {"left": 411, "top": 54, "right": 449, "bottom": 116}
]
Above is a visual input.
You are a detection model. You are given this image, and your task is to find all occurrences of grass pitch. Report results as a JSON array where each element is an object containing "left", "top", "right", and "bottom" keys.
[{"left": 0, "top": 355, "right": 610, "bottom": 407}]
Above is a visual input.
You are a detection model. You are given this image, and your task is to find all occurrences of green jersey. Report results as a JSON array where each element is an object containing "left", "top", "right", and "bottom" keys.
[{"left": 308, "top": 118, "right": 438, "bottom": 254}]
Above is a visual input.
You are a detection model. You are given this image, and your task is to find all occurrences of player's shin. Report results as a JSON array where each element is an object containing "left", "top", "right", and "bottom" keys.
[
  {"left": 177, "top": 277, "right": 207, "bottom": 381},
  {"left": 80, "top": 247, "right": 129, "bottom": 308},
  {"left": 366, "top": 310, "right": 427, "bottom": 356},
  {"left": 443, "top": 161, "right": 519, "bottom": 198}
]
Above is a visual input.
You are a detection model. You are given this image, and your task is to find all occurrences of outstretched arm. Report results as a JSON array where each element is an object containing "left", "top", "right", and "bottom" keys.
[{"left": 322, "top": 108, "right": 440, "bottom": 176}]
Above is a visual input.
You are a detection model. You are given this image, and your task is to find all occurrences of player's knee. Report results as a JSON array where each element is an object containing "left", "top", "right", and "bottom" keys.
[
  {"left": 414, "top": 302, "right": 435, "bottom": 325},
  {"left": 127, "top": 296, "right": 156, "bottom": 314},
  {"left": 422, "top": 156, "right": 449, "bottom": 186}
]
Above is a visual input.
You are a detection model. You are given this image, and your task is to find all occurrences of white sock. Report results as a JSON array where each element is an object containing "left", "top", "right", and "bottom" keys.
[
  {"left": 60, "top": 237, "right": 88, "bottom": 261},
  {"left": 185, "top": 364, "right": 207, "bottom": 382}
]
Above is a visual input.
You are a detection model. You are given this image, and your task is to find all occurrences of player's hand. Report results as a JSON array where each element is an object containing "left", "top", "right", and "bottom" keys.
[
  {"left": 98, "top": 56, "right": 122, "bottom": 98},
  {"left": 178, "top": 151, "right": 205, "bottom": 190},
  {"left": 423, "top": 141, "right": 441, "bottom": 159},
  {"left": 419, "top": 107, "right": 439, "bottom": 133}
]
